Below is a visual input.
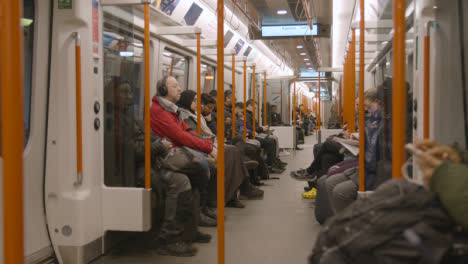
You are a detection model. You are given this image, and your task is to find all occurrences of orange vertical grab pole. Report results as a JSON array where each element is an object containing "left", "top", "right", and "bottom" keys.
[
  {"left": 197, "top": 33, "right": 202, "bottom": 134},
  {"left": 293, "top": 79, "right": 296, "bottom": 126},
  {"left": 144, "top": 4, "right": 151, "bottom": 189},
  {"left": 216, "top": 0, "right": 226, "bottom": 262},
  {"left": 264, "top": 72, "right": 267, "bottom": 126},
  {"left": 232, "top": 54, "right": 236, "bottom": 137},
  {"left": 423, "top": 22, "right": 433, "bottom": 139},
  {"left": 243, "top": 60, "right": 247, "bottom": 141},
  {"left": 392, "top": 0, "right": 407, "bottom": 179},
  {"left": 358, "top": 0, "right": 366, "bottom": 192},
  {"left": 1, "top": 0, "right": 25, "bottom": 263},
  {"left": 252, "top": 66, "right": 256, "bottom": 139}
]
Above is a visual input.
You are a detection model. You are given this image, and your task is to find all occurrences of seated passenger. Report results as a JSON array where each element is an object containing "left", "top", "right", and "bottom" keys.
[
  {"left": 151, "top": 77, "right": 261, "bottom": 210},
  {"left": 310, "top": 140, "right": 468, "bottom": 264},
  {"left": 119, "top": 82, "right": 207, "bottom": 257},
  {"left": 202, "top": 93, "right": 217, "bottom": 136},
  {"left": 270, "top": 105, "right": 282, "bottom": 126},
  {"left": 410, "top": 139, "right": 468, "bottom": 230},
  {"left": 245, "top": 99, "right": 286, "bottom": 173}
]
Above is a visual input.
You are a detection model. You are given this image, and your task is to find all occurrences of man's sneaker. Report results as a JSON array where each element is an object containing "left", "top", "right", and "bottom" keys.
[
  {"left": 226, "top": 197, "right": 245, "bottom": 208},
  {"left": 199, "top": 212, "right": 217, "bottom": 227},
  {"left": 302, "top": 188, "right": 317, "bottom": 199},
  {"left": 290, "top": 169, "right": 317, "bottom": 181},
  {"left": 156, "top": 241, "right": 197, "bottom": 257},
  {"left": 195, "top": 231, "right": 212, "bottom": 243}
]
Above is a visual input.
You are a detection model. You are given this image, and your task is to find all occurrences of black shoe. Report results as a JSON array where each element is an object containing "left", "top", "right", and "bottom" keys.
[
  {"left": 290, "top": 169, "right": 317, "bottom": 181},
  {"left": 304, "top": 186, "right": 312, "bottom": 192},
  {"left": 195, "top": 231, "right": 212, "bottom": 243},
  {"left": 203, "top": 207, "right": 217, "bottom": 220},
  {"left": 244, "top": 160, "right": 259, "bottom": 170},
  {"left": 156, "top": 241, "right": 197, "bottom": 257},
  {"left": 296, "top": 147, "right": 304, "bottom": 150},
  {"left": 199, "top": 212, "right": 217, "bottom": 227},
  {"left": 226, "top": 198, "right": 245, "bottom": 208},
  {"left": 239, "top": 186, "right": 264, "bottom": 200}
]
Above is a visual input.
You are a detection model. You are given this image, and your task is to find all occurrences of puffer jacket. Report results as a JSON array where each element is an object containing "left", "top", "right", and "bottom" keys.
[{"left": 150, "top": 96, "right": 213, "bottom": 153}]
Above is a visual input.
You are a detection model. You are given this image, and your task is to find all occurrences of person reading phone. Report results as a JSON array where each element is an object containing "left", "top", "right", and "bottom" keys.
[{"left": 407, "top": 140, "right": 468, "bottom": 230}]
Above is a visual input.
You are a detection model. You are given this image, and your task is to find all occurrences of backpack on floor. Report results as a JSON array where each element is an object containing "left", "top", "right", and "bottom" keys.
[{"left": 309, "top": 179, "right": 455, "bottom": 264}]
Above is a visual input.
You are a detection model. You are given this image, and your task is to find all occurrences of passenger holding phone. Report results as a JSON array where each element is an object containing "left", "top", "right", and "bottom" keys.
[{"left": 407, "top": 140, "right": 468, "bottom": 230}]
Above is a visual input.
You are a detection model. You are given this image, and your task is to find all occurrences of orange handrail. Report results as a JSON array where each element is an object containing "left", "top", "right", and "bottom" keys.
[
  {"left": 393, "top": 0, "right": 406, "bottom": 179},
  {"left": 169, "top": 56, "right": 174, "bottom": 76},
  {"left": 280, "top": 81, "right": 283, "bottom": 122},
  {"left": 318, "top": 71, "right": 321, "bottom": 129},
  {"left": 293, "top": 79, "right": 296, "bottom": 126},
  {"left": 243, "top": 60, "right": 247, "bottom": 141},
  {"left": 1, "top": 0, "right": 25, "bottom": 263},
  {"left": 73, "top": 32, "right": 84, "bottom": 187},
  {"left": 252, "top": 66, "right": 256, "bottom": 139},
  {"left": 358, "top": 0, "right": 365, "bottom": 192},
  {"left": 197, "top": 33, "right": 202, "bottom": 135},
  {"left": 263, "top": 72, "right": 267, "bottom": 126},
  {"left": 232, "top": 54, "right": 236, "bottom": 137},
  {"left": 423, "top": 35, "right": 429, "bottom": 139},
  {"left": 350, "top": 30, "right": 356, "bottom": 133},
  {"left": 339, "top": 78, "right": 342, "bottom": 127},
  {"left": 423, "top": 22, "right": 434, "bottom": 139},
  {"left": 216, "top": 0, "right": 226, "bottom": 262},
  {"left": 144, "top": 4, "right": 151, "bottom": 190}
]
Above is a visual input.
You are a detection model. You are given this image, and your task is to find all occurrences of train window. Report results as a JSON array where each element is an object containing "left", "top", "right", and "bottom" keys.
[
  {"left": 161, "top": 49, "right": 189, "bottom": 90},
  {"left": 0, "top": 0, "right": 34, "bottom": 156},
  {"left": 201, "top": 64, "right": 216, "bottom": 93},
  {"left": 102, "top": 6, "right": 145, "bottom": 187}
]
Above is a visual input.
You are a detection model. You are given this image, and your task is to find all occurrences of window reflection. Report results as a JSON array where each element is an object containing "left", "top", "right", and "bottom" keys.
[
  {"left": 103, "top": 7, "right": 145, "bottom": 187},
  {"left": 201, "top": 63, "right": 215, "bottom": 93},
  {"left": 24, "top": 0, "right": 34, "bottom": 146},
  {"left": 161, "top": 49, "right": 188, "bottom": 90}
]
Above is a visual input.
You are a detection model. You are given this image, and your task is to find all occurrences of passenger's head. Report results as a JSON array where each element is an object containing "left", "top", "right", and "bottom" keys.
[
  {"left": 271, "top": 105, "right": 278, "bottom": 113},
  {"left": 177, "top": 90, "right": 197, "bottom": 113},
  {"left": 157, "top": 76, "right": 182, "bottom": 103},
  {"left": 246, "top": 99, "right": 257, "bottom": 112},
  {"left": 201, "top": 93, "right": 216, "bottom": 116},
  {"left": 119, "top": 81, "right": 133, "bottom": 106},
  {"left": 235, "top": 102, "right": 244, "bottom": 115},
  {"left": 209, "top": 90, "right": 217, "bottom": 97},
  {"left": 364, "top": 88, "right": 380, "bottom": 111},
  {"left": 224, "top": 90, "right": 233, "bottom": 106}
]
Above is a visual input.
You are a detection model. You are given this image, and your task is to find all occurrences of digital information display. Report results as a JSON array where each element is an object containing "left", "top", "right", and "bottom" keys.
[{"left": 261, "top": 24, "right": 318, "bottom": 37}]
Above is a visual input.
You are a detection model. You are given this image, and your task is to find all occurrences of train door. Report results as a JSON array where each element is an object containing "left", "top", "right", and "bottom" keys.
[{"left": 0, "top": 0, "right": 55, "bottom": 263}]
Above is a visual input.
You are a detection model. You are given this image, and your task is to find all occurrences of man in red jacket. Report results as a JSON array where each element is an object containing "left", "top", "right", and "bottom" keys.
[
  {"left": 151, "top": 76, "right": 217, "bottom": 157},
  {"left": 151, "top": 75, "right": 215, "bottom": 256}
]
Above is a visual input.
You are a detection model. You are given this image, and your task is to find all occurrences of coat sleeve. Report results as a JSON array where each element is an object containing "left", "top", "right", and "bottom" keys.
[
  {"left": 155, "top": 112, "right": 213, "bottom": 153},
  {"left": 431, "top": 161, "right": 468, "bottom": 230}
]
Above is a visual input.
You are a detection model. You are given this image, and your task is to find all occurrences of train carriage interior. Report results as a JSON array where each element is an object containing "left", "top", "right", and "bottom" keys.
[{"left": 1, "top": 0, "right": 468, "bottom": 263}]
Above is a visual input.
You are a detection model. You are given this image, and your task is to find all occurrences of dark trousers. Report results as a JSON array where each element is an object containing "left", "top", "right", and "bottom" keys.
[
  {"left": 156, "top": 170, "right": 195, "bottom": 244},
  {"left": 306, "top": 140, "right": 344, "bottom": 176},
  {"left": 255, "top": 137, "right": 276, "bottom": 166}
]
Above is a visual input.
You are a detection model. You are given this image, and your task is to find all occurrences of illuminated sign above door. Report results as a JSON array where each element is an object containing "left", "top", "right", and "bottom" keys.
[{"left": 261, "top": 24, "right": 318, "bottom": 38}]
